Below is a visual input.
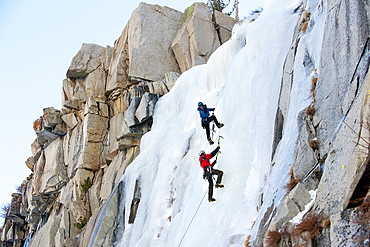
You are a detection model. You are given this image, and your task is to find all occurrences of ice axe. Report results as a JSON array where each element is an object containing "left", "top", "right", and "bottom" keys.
[{"left": 215, "top": 135, "right": 224, "bottom": 162}]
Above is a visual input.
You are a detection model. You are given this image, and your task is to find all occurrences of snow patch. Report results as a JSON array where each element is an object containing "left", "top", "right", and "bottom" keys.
[{"left": 290, "top": 190, "right": 317, "bottom": 224}]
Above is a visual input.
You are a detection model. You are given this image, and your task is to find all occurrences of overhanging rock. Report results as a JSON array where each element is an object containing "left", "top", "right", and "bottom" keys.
[
  {"left": 66, "top": 43, "right": 109, "bottom": 78},
  {"left": 117, "top": 133, "right": 141, "bottom": 149}
]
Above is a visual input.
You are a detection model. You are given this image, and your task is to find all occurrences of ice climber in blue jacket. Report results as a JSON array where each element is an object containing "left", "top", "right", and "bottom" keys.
[{"left": 197, "top": 102, "right": 224, "bottom": 145}]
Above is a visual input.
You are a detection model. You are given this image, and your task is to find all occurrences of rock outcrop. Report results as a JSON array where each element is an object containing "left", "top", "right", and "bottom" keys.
[
  {"left": 0, "top": 2, "right": 235, "bottom": 247},
  {"left": 127, "top": 3, "right": 182, "bottom": 81},
  {"left": 171, "top": 2, "right": 237, "bottom": 73}
]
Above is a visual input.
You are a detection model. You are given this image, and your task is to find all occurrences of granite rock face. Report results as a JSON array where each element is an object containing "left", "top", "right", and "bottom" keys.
[
  {"left": 171, "top": 3, "right": 237, "bottom": 73},
  {"left": 66, "top": 43, "right": 111, "bottom": 79},
  {"left": 127, "top": 3, "right": 183, "bottom": 82},
  {"left": 254, "top": 0, "right": 370, "bottom": 246}
]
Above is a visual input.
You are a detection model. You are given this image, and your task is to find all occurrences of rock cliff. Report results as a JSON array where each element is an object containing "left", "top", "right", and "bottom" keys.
[
  {"left": 1, "top": 0, "right": 370, "bottom": 247},
  {"left": 0, "top": 2, "right": 235, "bottom": 247}
]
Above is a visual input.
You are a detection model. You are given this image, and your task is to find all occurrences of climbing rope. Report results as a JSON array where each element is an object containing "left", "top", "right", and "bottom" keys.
[
  {"left": 172, "top": 166, "right": 201, "bottom": 245},
  {"left": 177, "top": 190, "right": 207, "bottom": 247}
]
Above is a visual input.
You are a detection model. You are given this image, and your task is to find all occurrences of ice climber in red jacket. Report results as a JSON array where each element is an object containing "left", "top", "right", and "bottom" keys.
[{"left": 199, "top": 146, "right": 224, "bottom": 202}]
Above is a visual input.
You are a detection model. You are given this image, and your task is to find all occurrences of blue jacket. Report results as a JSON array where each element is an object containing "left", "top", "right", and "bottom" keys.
[{"left": 197, "top": 107, "right": 214, "bottom": 122}]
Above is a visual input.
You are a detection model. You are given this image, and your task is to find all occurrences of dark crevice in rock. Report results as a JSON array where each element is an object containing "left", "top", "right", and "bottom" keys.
[
  {"left": 343, "top": 37, "right": 370, "bottom": 118},
  {"left": 347, "top": 156, "right": 370, "bottom": 209},
  {"left": 128, "top": 179, "right": 142, "bottom": 224},
  {"left": 271, "top": 107, "right": 284, "bottom": 161},
  {"left": 212, "top": 14, "right": 223, "bottom": 45}
]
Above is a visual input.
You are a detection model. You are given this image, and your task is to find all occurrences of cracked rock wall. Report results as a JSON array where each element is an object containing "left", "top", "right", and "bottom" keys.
[{"left": 254, "top": 0, "right": 370, "bottom": 246}]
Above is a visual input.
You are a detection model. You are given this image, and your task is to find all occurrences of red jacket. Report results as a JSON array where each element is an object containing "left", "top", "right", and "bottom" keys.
[
  {"left": 199, "top": 147, "right": 220, "bottom": 168},
  {"left": 199, "top": 153, "right": 213, "bottom": 168}
]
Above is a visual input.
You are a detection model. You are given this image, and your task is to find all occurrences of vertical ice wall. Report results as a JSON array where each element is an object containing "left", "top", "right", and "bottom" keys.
[{"left": 111, "top": 0, "right": 326, "bottom": 246}]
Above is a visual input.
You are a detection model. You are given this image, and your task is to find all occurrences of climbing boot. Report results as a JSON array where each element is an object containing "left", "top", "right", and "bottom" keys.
[
  {"left": 209, "top": 140, "right": 214, "bottom": 145},
  {"left": 215, "top": 183, "right": 224, "bottom": 188},
  {"left": 208, "top": 198, "right": 216, "bottom": 202},
  {"left": 217, "top": 123, "right": 224, "bottom": 128}
]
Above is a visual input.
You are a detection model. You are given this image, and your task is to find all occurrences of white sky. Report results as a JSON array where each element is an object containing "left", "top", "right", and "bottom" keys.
[{"left": 0, "top": 0, "right": 264, "bottom": 223}]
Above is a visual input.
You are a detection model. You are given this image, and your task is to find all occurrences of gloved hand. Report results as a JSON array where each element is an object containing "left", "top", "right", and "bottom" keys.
[{"left": 210, "top": 108, "right": 215, "bottom": 111}]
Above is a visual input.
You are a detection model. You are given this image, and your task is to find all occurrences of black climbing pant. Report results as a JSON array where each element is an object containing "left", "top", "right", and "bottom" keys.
[
  {"left": 202, "top": 115, "right": 220, "bottom": 141},
  {"left": 206, "top": 169, "right": 223, "bottom": 200}
]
